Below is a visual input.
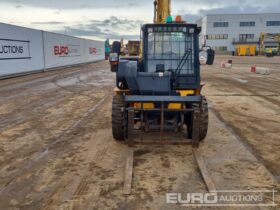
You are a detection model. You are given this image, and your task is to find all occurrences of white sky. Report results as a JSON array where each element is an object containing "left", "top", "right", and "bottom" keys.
[{"left": 0, "top": 0, "right": 279, "bottom": 41}]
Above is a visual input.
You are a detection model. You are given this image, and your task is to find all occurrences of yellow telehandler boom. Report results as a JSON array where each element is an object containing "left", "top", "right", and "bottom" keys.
[{"left": 153, "top": 0, "right": 171, "bottom": 23}]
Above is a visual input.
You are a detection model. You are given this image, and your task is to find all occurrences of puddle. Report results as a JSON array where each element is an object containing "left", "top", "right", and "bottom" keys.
[
  {"left": 34, "top": 149, "right": 49, "bottom": 162},
  {"left": 234, "top": 78, "right": 248, "bottom": 84},
  {"left": 56, "top": 77, "right": 80, "bottom": 87}
]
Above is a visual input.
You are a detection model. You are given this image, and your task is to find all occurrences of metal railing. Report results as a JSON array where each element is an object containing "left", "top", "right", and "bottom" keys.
[
  {"left": 232, "top": 38, "right": 279, "bottom": 44},
  {"left": 232, "top": 38, "right": 259, "bottom": 44}
]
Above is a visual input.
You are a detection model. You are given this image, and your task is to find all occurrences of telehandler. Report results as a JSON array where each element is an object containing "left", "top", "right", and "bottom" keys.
[{"left": 109, "top": 0, "right": 215, "bottom": 194}]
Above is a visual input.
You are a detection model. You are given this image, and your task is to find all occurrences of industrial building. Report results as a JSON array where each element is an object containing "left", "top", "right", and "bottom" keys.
[{"left": 197, "top": 13, "right": 280, "bottom": 54}]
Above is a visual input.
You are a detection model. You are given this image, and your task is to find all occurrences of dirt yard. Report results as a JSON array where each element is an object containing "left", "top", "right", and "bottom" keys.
[{"left": 0, "top": 56, "right": 279, "bottom": 210}]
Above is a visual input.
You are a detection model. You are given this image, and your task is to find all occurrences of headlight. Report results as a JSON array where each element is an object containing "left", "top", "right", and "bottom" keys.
[{"left": 109, "top": 53, "right": 119, "bottom": 62}]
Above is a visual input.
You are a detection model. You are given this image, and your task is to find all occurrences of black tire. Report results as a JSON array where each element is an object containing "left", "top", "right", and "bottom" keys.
[
  {"left": 112, "top": 95, "right": 126, "bottom": 141},
  {"left": 111, "top": 65, "right": 118, "bottom": 72},
  {"left": 186, "top": 96, "right": 208, "bottom": 141},
  {"left": 199, "top": 96, "right": 209, "bottom": 141}
]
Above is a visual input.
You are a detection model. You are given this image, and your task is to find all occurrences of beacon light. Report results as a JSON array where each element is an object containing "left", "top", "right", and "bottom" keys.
[
  {"left": 175, "top": 15, "right": 182, "bottom": 22},
  {"left": 166, "top": 16, "right": 173, "bottom": 23}
]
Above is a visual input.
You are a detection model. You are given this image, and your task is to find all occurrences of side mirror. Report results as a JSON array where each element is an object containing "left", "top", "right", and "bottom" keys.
[
  {"left": 112, "top": 41, "right": 121, "bottom": 54},
  {"left": 199, "top": 50, "right": 208, "bottom": 65},
  {"left": 110, "top": 41, "right": 121, "bottom": 72},
  {"left": 199, "top": 46, "right": 215, "bottom": 65},
  {"left": 206, "top": 48, "right": 215, "bottom": 65}
]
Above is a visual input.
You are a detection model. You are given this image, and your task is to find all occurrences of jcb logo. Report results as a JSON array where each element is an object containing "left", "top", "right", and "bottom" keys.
[{"left": 54, "top": 46, "right": 69, "bottom": 55}]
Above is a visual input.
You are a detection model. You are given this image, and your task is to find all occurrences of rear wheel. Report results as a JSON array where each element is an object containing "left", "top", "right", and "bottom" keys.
[
  {"left": 186, "top": 96, "right": 208, "bottom": 141},
  {"left": 112, "top": 95, "right": 126, "bottom": 141}
]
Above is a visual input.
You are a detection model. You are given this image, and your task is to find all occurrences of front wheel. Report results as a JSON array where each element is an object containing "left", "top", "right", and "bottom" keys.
[
  {"left": 186, "top": 96, "right": 209, "bottom": 141},
  {"left": 112, "top": 95, "right": 126, "bottom": 141},
  {"left": 111, "top": 65, "right": 118, "bottom": 72}
]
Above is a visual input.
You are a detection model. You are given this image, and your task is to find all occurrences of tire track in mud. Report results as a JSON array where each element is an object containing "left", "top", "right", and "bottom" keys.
[
  {"left": 235, "top": 75, "right": 279, "bottom": 91},
  {"left": 0, "top": 95, "right": 112, "bottom": 210},
  {"left": 205, "top": 72, "right": 280, "bottom": 174},
  {"left": 0, "top": 69, "right": 108, "bottom": 132},
  {"left": 205, "top": 76, "right": 280, "bottom": 106},
  {"left": 0, "top": 93, "right": 95, "bottom": 175},
  {"left": 0, "top": 61, "right": 115, "bottom": 209},
  {"left": 0, "top": 94, "right": 110, "bottom": 194},
  {"left": 0, "top": 61, "right": 106, "bottom": 89},
  {"left": 0, "top": 61, "right": 110, "bottom": 115},
  {"left": 208, "top": 68, "right": 280, "bottom": 94},
  {"left": 0, "top": 93, "right": 69, "bottom": 132},
  {"left": 51, "top": 76, "right": 98, "bottom": 101},
  {"left": 44, "top": 102, "right": 114, "bottom": 210},
  {"left": 0, "top": 71, "right": 111, "bottom": 174},
  {"left": 0, "top": 67, "right": 112, "bottom": 136},
  {"left": 210, "top": 108, "right": 279, "bottom": 184}
]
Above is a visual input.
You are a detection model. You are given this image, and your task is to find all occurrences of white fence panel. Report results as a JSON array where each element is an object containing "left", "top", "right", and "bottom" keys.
[
  {"left": 43, "top": 32, "right": 105, "bottom": 69},
  {"left": 0, "top": 23, "right": 105, "bottom": 78},
  {"left": 0, "top": 23, "right": 44, "bottom": 77},
  {"left": 43, "top": 32, "right": 84, "bottom": 69},
  {"left": 84, "top": 39, "right": 105, "bottom": 63}
]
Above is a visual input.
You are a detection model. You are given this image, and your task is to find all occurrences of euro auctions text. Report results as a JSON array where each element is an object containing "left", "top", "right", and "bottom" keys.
[{"left": 166, "top": 190, "right": 277, "bottom": 207}]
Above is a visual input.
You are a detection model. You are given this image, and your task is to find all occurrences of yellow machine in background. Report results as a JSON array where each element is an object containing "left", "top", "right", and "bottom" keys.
[
  {"left": 235, "top": 45, "right": 256, "bottom": 56},
  {"left": 127, "top": 41, "right": 140, "bottom": 56},
  {"left": 260, "top": 32, "right": 280, "bottom": 57},
  {"left": 120, "top": 38, "right": 126, "bottom": 55}
]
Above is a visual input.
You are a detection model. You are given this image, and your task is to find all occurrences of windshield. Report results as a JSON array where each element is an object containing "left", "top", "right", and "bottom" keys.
[{"left": 147, "top": 31, "right": 194, "bottom": 74}]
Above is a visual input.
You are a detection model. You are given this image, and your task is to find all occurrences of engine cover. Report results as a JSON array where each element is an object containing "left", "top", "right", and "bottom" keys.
[
  {"left": 136, "top": 72, "right": 171, "bottom": 95},
  {"left": 117, "top": 60, "right": 172, "bottom": 95}
]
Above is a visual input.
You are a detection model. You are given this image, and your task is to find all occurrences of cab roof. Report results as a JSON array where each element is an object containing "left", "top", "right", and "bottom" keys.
[{"left": 142, "top": 23, "right": 201, "bottom": 33}]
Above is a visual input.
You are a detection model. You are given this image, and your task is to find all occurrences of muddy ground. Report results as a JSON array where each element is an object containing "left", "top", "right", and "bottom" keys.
[{"left": 0, "top": 56, "right": 279, "bottom": 210}]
